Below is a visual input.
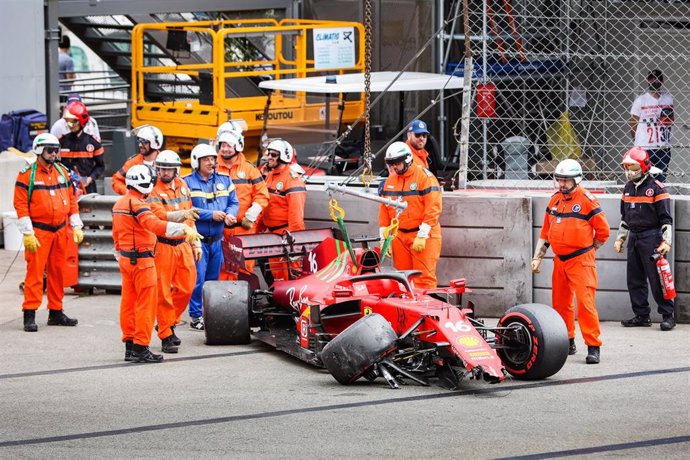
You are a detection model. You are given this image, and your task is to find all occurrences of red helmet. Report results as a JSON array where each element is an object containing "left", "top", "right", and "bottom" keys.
[
  {"left": 621, "top": 147, "right": 651, "bottom": 174},
  {"left": 63, "top": 101, "right": 90, "bottom": 128}
]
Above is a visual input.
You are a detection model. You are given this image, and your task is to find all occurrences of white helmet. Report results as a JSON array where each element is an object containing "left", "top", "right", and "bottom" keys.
[
  {"left": 266, "top": 139, "right": 294, "bottom": 163},
  {"left": 134, "top": 125, "right": 164, "bottom": 150},
  {"left": 155, "top": 150, "right": 182, "bottom": 168},
  {"left": 217, "top": 120, "right": 245, "bottom": 136},
  {"left": 217, "top": 131, "right": 244, "bottom": 153},
  {"left": 126, "top": 164, "right": 155, "bottom": 195},
  {"left": 385, "top": 141, "right": 413, "bottom": 173},
  {"left": 554, "top": 159, "right": 583, "bottom": 185},
  {"left": 32, "top": 133, "right": 60, "bottom": 155},
  {"left": 190, "top": 143, "right": 218, "bottom": 170}
]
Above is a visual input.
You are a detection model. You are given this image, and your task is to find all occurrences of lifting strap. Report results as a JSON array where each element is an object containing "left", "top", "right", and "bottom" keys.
[{"left": 328, "top": 198, "right": 358, "bottom": 271}]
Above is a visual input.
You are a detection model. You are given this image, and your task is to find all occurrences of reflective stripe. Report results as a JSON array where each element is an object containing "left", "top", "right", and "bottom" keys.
[
  {"left": 623, "top": 193, "right": 670, "bottom": 204},
  {"left": 268, "top": 186, "right": 307, "bottom": 196},
  {"left": 380, "top": 186, "right": 441, "bottom": 197},
  {"left": 190, "top": 190, "right": 231, "bottom": 199},
  {"left": 546, "top": 207, "right": 602, "bottom": 221}
]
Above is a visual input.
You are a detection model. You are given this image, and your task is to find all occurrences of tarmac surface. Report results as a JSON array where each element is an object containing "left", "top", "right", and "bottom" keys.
[{"left": 0, "top": 248, "right": 688, "bottom": 459}]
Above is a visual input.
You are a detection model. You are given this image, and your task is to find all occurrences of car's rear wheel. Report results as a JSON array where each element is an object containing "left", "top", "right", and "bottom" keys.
[
  {"left": 320, "top": 314, "right": 398, "bottom": 384},
  {"left": 496, "top": 303, "right": 568, "bottom": 380},
  {"left": 203, "top": 280, "right": 251, "bottom": 345}
]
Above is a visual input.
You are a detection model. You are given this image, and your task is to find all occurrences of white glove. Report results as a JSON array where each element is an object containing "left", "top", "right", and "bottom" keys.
[
  {"left": 243, "top": 202, "right": 263, "bottom": 223},
  {"left": 417, "top": 222, "right": 431, "bottom": 239},
  {"left": 69, "top": 213, "right": 84, "bottom": 230},
  {"left": 17, "top": 216, "right": 34, "bottom": 235},
  {"left": 165, "top": 222, "right": 186, "bottom": 236}
]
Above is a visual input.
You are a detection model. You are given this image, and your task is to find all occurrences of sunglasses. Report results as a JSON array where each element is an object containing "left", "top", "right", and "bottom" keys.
[
  {"left": 65, "top": 119, "right": 80, "bottom": 126},
  {"left": 43, "top": 147, "right": 60, "bottom": 154},
  {"left": 267, "top": 151, "right": 280, "bottom": 158},
  {"left": 137, "top": 138, "right": 150, "bottom": 145},
  {"left": 413, "top": 132, "right": 428, "bottom": 138}
]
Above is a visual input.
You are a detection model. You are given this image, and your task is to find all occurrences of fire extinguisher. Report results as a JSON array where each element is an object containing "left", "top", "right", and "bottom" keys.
[
  {"left": 650, "top": 252, "right": 677, "bottom": 300},
  {"left": 475, "top": 83, "right": 497, "bottom": 118}
]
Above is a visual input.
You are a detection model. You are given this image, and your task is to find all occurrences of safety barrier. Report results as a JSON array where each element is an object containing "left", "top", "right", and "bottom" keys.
[
  {"left": 77, "top": 194, "right": 120, "bottom": 291},
  {"left": 77, "top": 186, "right": 688, "bottom": 322}
]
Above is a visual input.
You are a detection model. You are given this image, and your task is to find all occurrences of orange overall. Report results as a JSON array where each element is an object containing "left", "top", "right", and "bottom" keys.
[
  {"left": 406, "top": 140, "right": 430, "bottom": 170},
  {"left": 148, "top": 177, "right": 197, "bottom": 341},
  {"left": 14, "top": 162, "right": 78, "bottom": 311},
  {"left": 217, "top": 153, "right": 269, "bottom": 279},
  {"left": 540, "top": 186, "right": 610, "bottom": 346},
  {"left": 112, "top": 154, "right": 156, "bottom": 195},
  {"left": 379, "top": 165, "right": 442, "bottom": 289},
  {"left": 257, "top": 165, "right": 306, "bottom": 281},
  {"left": 112, "top": 191, "right": 170, "bottom": 346}
]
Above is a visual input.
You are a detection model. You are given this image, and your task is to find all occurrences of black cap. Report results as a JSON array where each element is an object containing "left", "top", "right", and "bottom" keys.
[{"left": 647, "top": 69, "right": 663, "bottom": 83}]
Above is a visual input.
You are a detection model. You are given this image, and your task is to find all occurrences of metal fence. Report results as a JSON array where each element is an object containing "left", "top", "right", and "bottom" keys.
[{"left": 444, "top": 0, "right": 690, "bottom": 184}]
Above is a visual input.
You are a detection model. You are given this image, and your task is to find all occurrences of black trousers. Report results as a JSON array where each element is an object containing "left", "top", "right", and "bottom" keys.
[{"left": 627, "top": 228, "right": 674, "bottom": 317}]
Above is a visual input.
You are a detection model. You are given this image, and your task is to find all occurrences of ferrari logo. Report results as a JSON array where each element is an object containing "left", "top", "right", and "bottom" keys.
[{"left": 363, "top": 307, "right": 372, "bottom": 315}]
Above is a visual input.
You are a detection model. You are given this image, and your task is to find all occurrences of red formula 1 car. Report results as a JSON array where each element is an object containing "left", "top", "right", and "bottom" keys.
[{"left": 203, "top": 228, "right": 569, "bottom": 389}]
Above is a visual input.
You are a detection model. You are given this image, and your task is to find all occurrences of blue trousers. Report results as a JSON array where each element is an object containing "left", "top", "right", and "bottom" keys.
[
  {"left": 188, "top": 239, "right": 223, "bottom": 318},
  {"left": 647, "top": 148, "right": 671, "bottom": 182}
]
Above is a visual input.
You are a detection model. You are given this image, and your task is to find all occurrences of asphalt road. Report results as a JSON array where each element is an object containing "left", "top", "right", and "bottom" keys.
[{"left": 0, "top": 249, "right": 688, "bottom": 459}]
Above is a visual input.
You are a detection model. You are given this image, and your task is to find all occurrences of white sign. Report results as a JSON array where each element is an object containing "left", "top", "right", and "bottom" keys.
[{"left": 313, "top": 27, "right": 355, "bottom": 70}]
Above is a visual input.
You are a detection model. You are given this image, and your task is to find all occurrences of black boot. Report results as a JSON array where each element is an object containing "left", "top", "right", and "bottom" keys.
[
  {"left": 23, "top": 310, "right": 38, "bottom": 332},
  {"left": 586, "top": 346, "right": 600, "bottom": 364},
  {"left": 170, "top": 326, "right": 182, "bottom": 346},
  {"left": 130, "top": 344, "right": 163, "bottom": 363},
  {"left": 621, "top": 315, "right": 651, "bottom": 327},
  {"left": 660, "top": 316, "right": 676, "bottom": 331},
  {"left": 568, "top": 338, "right": 577, "bottom": 355},
  {"left": 47, "top": 309, "right": 78, "bottom": 326},
  {"left": 124, "top": 340, "right": 134, "bottom": 362},
  {"left": 161, "top": 335, "right": 179, "bottom": 354}
]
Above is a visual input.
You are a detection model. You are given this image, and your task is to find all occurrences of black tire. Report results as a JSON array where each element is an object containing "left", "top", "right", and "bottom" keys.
[
  {"left": 320, "top": 314, "right": 398, "bottom": 385},
  {"left": 203, "top": 280, "right": 251, "bottom": 345},
  {"left": 496, "top": 303, "right": 569, "bottom": 380}
]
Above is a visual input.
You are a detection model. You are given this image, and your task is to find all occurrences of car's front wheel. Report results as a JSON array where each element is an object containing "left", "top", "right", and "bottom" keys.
[
  {"left": 320, "top": 314, "right": 398, "bottom": 384},
  {"left": 496, "top": 303, "right": 568, "bottom": 380}
]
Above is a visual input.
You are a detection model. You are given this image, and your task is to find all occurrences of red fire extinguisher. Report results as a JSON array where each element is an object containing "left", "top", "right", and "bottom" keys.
[
  {"left": 650, "top": 252, "right": 676, "bottom": 300},
  {"left": 475, "top": 83, "right": 497, "bottom": 118}
]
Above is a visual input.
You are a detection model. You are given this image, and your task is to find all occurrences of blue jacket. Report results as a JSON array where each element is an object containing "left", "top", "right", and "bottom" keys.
[{"left": 184, "top": 170, "right": 239, "bottom": 238}]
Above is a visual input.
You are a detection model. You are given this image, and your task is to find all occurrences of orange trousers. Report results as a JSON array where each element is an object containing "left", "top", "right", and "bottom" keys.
[
  {"left": 391, "top": 232, "right": 442, "bottom": 289},
  {"left": 22, "top": 226, "right": 68, "bottom": 311},
  {"left": 119, "top": 257, "right": 157, "bottom": 346},
  {"left": 219, "top": 226, "right": 256, "bottom": 281},
  {"left": 552, "top": 250, "right": 602, "bottom": 347},
  {"left": 154, "top": 242, "right": 196, "bottom": 340}
]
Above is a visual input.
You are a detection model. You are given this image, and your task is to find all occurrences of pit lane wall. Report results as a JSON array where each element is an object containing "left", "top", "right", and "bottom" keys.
[{"left": 304, "top": 186, "right": 689, "bottom": 322}]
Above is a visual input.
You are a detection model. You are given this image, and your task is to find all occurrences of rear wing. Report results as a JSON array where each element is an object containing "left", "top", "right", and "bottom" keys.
[{"left": 223, "top": 228, "right": 342, "bottom": 273}]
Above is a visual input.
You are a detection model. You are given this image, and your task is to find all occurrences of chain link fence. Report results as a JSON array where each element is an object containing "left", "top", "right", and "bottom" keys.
[{"left": 444, "top": 0, "right": 690, "bottom": 184}]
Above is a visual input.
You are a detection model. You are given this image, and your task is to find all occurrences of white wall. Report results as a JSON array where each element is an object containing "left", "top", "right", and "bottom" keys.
[{"left": 0, "top": 0, "right": 45, "bottom": 114}]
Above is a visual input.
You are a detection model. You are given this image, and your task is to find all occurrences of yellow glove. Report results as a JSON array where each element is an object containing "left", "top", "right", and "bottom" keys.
[
  {"left": 73, "top": 228, "right": 84, "bottom": 245},
  {"left": 657, "top": 241, "right": 671, "bottom": 256},
  {"left": 412, "top": 236, "right": 427, "bottom": 253},
  {"left": 614, "top": 239, "right": 625, "bottom": 253},
  {"left": 23, "top": 234, "right": 40, "bottom": 253},
  {"left": 530, "top": 258, "right": 542, "bottom": 273},
  {"left": 182, "top": 225, "right": 204, "bottom": 244},
  {"left": 184, "top": 208, "right": 200, "bottom": 221},
  {"left": 240, "top": 217, "right": 254, "bottom": 230}
]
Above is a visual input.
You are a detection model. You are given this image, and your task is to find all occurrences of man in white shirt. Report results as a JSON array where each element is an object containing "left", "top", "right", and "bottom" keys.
[{"left": 629, "top": 69, "right": 673, "bottom": 182}]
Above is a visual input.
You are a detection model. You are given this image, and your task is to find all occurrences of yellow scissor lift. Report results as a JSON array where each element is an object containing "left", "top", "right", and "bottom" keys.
[{"left": 131, "top": 18, "right": 366, "bottom": 165}]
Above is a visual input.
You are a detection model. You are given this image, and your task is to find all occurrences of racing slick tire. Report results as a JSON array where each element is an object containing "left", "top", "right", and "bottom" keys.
[
  {"left": 203, "top": 280, "right": 251, "bottom": 345},
  {"left": 496, "top": 303, "right": 568, "bottom": 380},
  {"left": 320, "top": 314, "right": 398, "bottom": 385}
]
